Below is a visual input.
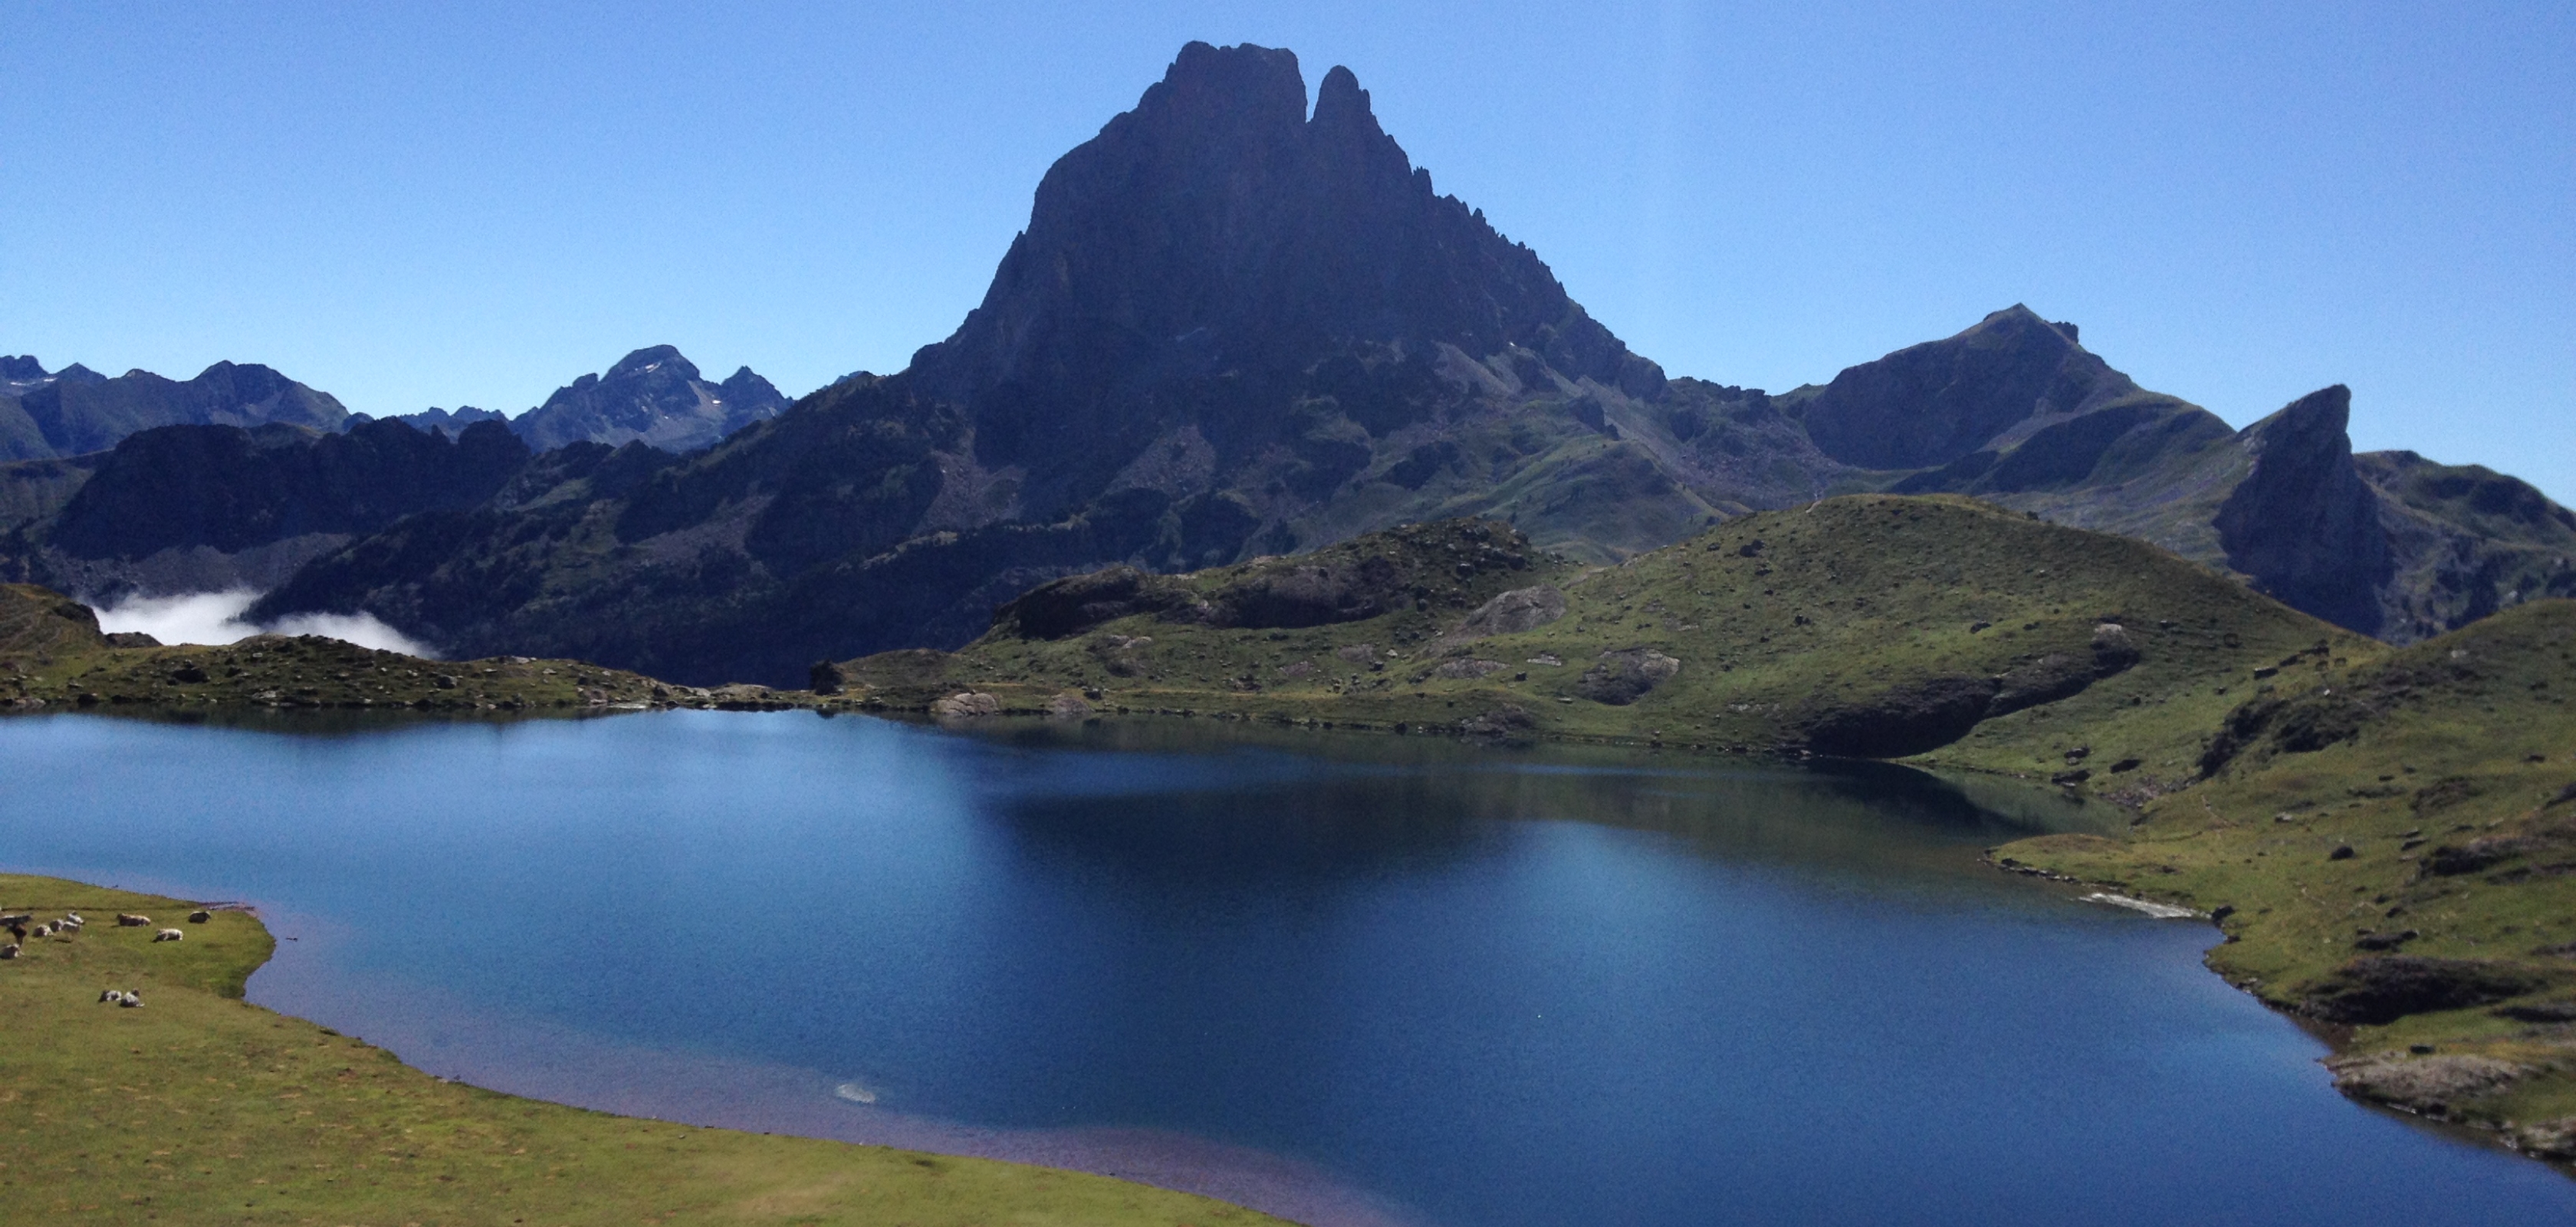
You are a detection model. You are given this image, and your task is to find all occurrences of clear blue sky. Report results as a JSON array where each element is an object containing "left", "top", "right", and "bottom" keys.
[{"left": 5, "top": 2, "right": 2569, "bottom": 500}]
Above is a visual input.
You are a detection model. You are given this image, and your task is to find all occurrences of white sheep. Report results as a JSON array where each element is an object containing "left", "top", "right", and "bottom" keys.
[
  {"left": 153, "top": 928, "right": 184, "bottom": 942},
  {"left": 0, "top": 944, "right": 18, "bottom": 959},
  {"left": 119, "top": 992, "right": 141, "bottom": 1008},
  {"left": 117, "top": 913, "right": 150, "bottom": 927},
  {"left": 99, "top": 987, "right": 120, "bottom": 1002},
  {"left": 30, "top": 923, "right": 51, "bottom": 939}
]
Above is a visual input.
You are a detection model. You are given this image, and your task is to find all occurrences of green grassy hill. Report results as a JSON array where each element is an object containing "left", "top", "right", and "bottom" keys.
[
  {"left": 0, "top": 873, "right": 1290, "bottom": 1225},
  {"left": 844, "top": 494, "right": 2372, "bottom": 788}
]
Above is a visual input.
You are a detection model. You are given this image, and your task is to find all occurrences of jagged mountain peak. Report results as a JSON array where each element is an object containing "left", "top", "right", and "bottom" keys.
[
  {"left": 908, "top": 41, "right": 1649, "bottom": 518},
  {"left": 2242, "top": 383, "right": 2351, "bottom": 445}
]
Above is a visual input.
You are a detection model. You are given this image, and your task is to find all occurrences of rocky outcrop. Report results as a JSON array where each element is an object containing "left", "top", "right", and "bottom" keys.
[
  {"left": 1438, "top": 584, "right": 1568, "bottom": 645},
  {"left": 1575, "top": 647, "right": 1680, "bottom": 705},
  {"left": 2299, "top": 955, "right": 2555, "bottom": 1025},
  {"left": 1796, "top": 675, "right": 1999, "bottom": 758},
  {"left": 994, "top": 566, "right": 1198, "bottom": 639},
  {"left": 2214, "top": 387, "right": 2394, "bottom": 634}
]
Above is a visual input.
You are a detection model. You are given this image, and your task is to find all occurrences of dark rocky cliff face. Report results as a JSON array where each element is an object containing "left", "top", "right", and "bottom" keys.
[
  {"left": 2213, "top": 387, "right": 2394, "bottom": 634},
  {"left": 51, "top": 419, "right": 531, "bottom": 560},
  {"left": 1802, "top": 307, "right": 2125, "bottom": 471},
  {"left": 910, "top": 41, "right": 1655, "bottom": 521},
  {"left": 0, "top": 419, "right": 534, "bottom": 600}
]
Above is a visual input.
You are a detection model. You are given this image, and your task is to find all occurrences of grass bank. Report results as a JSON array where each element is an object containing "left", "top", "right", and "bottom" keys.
[{"left": 0, "top": 873, "right": 1290, "bottom": 1225}]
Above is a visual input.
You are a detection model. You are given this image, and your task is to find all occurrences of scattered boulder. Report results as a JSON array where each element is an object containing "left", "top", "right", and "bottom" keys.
[
  {"left": 1433, "top": 658, "right": 1506, "bottom": 680},
  {"left": 1043, "top": 692, "right": 1093, "bottom": 720},
  {"left": 1088, "top": 634, "right": 1154, "bottom": 677},
  {"left": 104, "top": 631, "right": 163, "bottom": 648},
  {"left": 929, "top": 692, "right": 1001, "bottom": 719},
  {"left": 2090, "top": 622, "right": 2141, "bottom": 671},
  {"left": 1334, "top": 643, "right": 1380, "bottom": 664},
  {"left": 1437, "top": 585, "right": 1568, "bottom": 646},
  {"left": 1575, "top": 648, "right": 1681, "bottom": 706},
  {"left": 2301, "top": 956, "right": 2554, "bottom": 1025},
  {"left": 708, "top": 683, "right": 778, "bottom": 710},
  {"left": 2510, "top": 1118, "right": 2576, "bottom": 1160}
]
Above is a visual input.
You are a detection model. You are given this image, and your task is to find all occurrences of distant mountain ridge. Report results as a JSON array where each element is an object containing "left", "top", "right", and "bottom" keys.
[
  {"left": 347, "top": 346, "right": 788, "bottom": 454},
  {"left": 0, "top": 356, "right": 348, "bottom": 462}
]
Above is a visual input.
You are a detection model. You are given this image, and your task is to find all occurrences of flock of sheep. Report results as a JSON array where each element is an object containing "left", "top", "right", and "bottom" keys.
[{"left": 0, "top": 907, "right": 212, "bottom": 1010}]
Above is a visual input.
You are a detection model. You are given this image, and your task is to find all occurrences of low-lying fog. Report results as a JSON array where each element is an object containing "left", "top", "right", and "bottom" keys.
[{"left": 90, "top": 590, "right": 435, "bottom": 657}]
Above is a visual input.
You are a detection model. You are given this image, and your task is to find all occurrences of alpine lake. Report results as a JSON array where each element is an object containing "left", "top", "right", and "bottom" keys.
[{"left": 6, "top": 707, "right": 2572, "bottom": 1226}]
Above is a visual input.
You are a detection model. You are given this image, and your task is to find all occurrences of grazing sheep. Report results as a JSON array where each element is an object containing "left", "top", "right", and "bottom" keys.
[
  {"left": 119, "top": 992, "right": 141, "bottom": 1008},
  {"left": 188, "top": 910, "right": 211, "bottom": 923},
  {"left": 98, "top": 987, "right": 120, "bottom": 1002},
  {"left": 31, "top": 923, "right": 51, "bottom": 939},
  {"left": 0, "top": 913, "right": 28, "bottom": 926},
  {"left": 0, "top": 944, "right": 17, "bottom": 959},
  {"left": 152, "top": 928, "right": 183, "bottom": 942},
  {"left": 117, "top": 914, "right": 150, "bottom": 927},
  {"left": 63, "top": 913, "right": 82, "bottom": 926}
]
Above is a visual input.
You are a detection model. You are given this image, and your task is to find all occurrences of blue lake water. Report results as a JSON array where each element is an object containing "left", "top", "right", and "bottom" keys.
[{"left": 5, "top": 709, "right": 2573, "bottom": 1225}]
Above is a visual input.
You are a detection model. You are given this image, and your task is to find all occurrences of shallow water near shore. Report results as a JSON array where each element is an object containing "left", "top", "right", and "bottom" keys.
[{"left": 5, "top": 709, "right": 2573, "bottom": 1225}]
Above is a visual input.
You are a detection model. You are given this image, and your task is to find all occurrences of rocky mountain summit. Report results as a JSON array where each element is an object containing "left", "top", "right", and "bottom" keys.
[{"left": 351, "top": 346, "right": 788, "bottom": 454}]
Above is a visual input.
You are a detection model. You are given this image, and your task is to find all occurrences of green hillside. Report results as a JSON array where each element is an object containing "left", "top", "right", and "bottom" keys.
[
  {"left": 843, "top": 494, "right": 2372, "bottom": 786},
  {"left": 1999, "top": 599, "right": 2576, "bottom": 1157}
]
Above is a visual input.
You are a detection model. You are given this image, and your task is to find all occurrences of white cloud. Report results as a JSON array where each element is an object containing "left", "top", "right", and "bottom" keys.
[{"left": 91, "top": 589, "right": 437, "bottom": 658}]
